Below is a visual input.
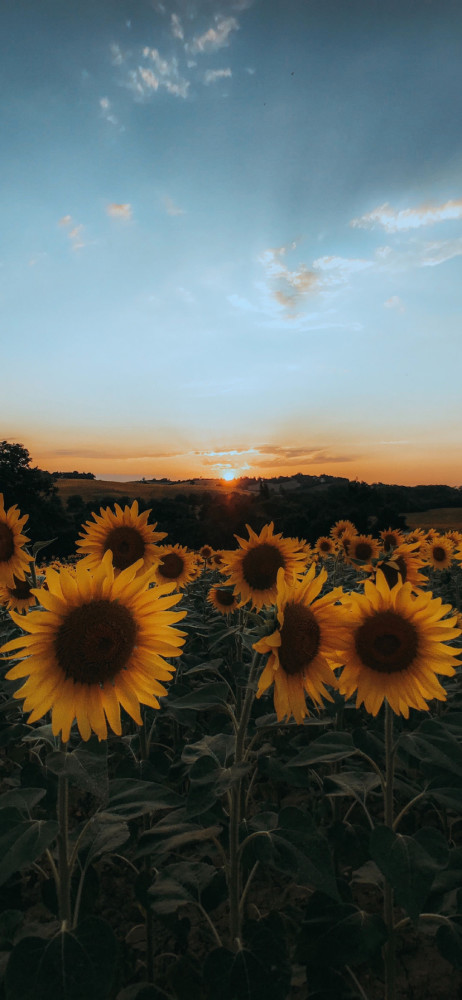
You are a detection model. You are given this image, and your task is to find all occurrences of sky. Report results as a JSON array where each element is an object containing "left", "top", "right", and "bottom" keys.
[{"left": 2, "top": 0, "right": 462, "bottom": 486}]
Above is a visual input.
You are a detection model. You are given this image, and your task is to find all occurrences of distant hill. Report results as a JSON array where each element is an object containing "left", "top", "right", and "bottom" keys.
[{"left": 54, "top": 477, "right": 247, "bottom": 503}]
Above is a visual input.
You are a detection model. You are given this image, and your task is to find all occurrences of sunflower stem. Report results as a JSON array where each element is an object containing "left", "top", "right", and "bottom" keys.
[
  {"left": 57, "top": 769, "right": 72, "bottom": 930},
  {"left": 383, "top": 701, "right": 396, "bottom": 1000},
  {"left": 139, "top": 706, "right": 155, "bottom": 984},
  {"left": 228, "top": 651, "right": 261, "bottom": 949}
]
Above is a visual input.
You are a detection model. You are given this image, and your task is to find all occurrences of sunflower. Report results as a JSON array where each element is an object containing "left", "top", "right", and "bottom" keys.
[
  {"left": 445, "top": 530, "right": 462, "bottom": 546},
  {"left": 211, "top": 550, "right": 226, "bottom": 570},
  {"left": 346, "top": 535, "right": 380, "bottom": 565},
  {"left": 423, "top": 535, "right": 455, "bottom": 571},
  {"left": 0, "top": 495, "right": 30, "bottom": 588},
  {"left": 153, "top": 543, "right": 197, "bottom": 590},
  {"left": 364, "top": 541, "right": 427, "bottom": 591},
  {"left": 0, "top": 574, "right": 38, "bottom": 614},
  {"left": 199, "top": 545, "right": 214, "bottom": 562},
  {"left": 76, "top": 501, "right": 166, "bottom": 575},
  {"left": 380, "top": 527, "right": 404, "bottom": 551},
  {"left": 330, "top": 519, "right": 357, "bottom": 541},
  {"left": 0, "top": 552, "right": 186, "bottom": 742},
  {"left": 221, "top": 523, "right": 307, "bottom": 611},
  {"left": 337, "top": 569, "right": 461, "bottom": 718},
  {"left": 404, "top": 529, "right": 426, "bottom": 549},
  {"left": 253, "top": 565, "right": 346, "bottom": 723},
  {"left": 207, "top": 586, "right": 239, "bottom": 615},
  {"left": 315, "top": 536, "right": 336, "bottom": 558}
]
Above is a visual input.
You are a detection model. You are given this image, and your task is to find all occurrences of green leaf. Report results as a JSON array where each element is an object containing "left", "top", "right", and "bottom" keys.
[
  {"left": 135, "top": 819, "right": 222, "bottom": 860},
  {"left": 0, "top": 788, "right": 47, "bottom": 814},
  {"left": 167, "top": 682, "right": 230, "bottom": 711},
  {"left": 117, "top": 984, "right": 173, "bottom": 1000},
  {"left": 5, "top": 920, "right": 117, "bottom": 1000},
  {"left": 323, "top": 770, "right": 380, "bottom": 798},
  {"left": 46, "top": 741, "right": 108, "bottom": 800},
  {"left": 0, "top": 910, "right": 23, "bottom": 949},
  {"left": 290, "top": 732, "right": 356, "bottom": 766},
  {"left": 296, "top": 893, "right": 387, "bottom": 968},
  {"left": 0, "top": 820, "right": 58, "bottom": 888},
  {"left": 398, "top": 719, "right": 462, "bottom": 778},
  {"left": 148, "top": 861, "right": 219, "bottom": 915},
  {"left": 31, "top": 539, "right": 57, "bottom": 557},
  {"left": 246, "top": 808, "right": 339, "bottom": 901},
  {"left": 203, "top": 946, "right": 286, "bottom": 1000},
  {"left": 74, "top": 814, "right": 130, "bottom": 865},
  {"left": 370, "top": 825, "right": 447, "bottom": 923},
  {"left": 181, "top": 732, "right": 236, "bottom": 767},
  {"left": 436, "top": 917, "right": 462, "bottom": 970},
  {"left": 106, "top": 779, "right": 183, "bottom": 820}
]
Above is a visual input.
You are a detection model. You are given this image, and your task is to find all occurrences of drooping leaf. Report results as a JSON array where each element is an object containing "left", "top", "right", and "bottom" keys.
[
  {"left": 166, "top": 682, "right": 230, "bottom": 712},
  {"left": 46, "top": 740, "right": 108, "bottom": 800},
  {"left": 0, "top": 788, "right": 46, "bottom": 813},
  {"left": 148, "top": 861, "right": 219, "bottom": 915},
  {"left": 5, "top": 919, "right": 118, "bottom": 1000},
  {"left": 106, "top": 779, "right": 182, "bottom": 820},
  {"left": 370, "top": 825, "right": 447, "bottom": 923},
  {"left": 246, "top": 807, "right": 339, "bottom": 901},
  {"left": 0, "top": 820, "right": 58, "bottom": 888},
  {"left": 290, "top": 732, "right": 356, "bottom": 766},
  {"left": 436, "top": 917, "right": 462, "bottom": 970}
]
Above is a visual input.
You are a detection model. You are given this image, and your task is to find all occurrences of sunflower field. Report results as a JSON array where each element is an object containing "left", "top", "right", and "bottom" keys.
[{"left": 0, "top": 494, "right": 462, "bottom": 1000}]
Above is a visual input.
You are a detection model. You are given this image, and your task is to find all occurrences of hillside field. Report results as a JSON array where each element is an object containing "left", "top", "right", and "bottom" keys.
[
  {"left": 403, "top": 507, "right": 462, "bottom": 530},
  {"left": 54, "top": 477, "right": 245, "bottom": 503}
]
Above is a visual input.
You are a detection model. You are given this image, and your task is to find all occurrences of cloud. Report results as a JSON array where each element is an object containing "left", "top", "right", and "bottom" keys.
[
  {"left": 123, "top": 48, "right": 190, "bottom": 100},
  {"left": 59, "top": 215, "right": 85, "bottom": 251},
  {"left": 187, "top": 16, "right": 239, "bottom": 55},
  {"left": 171, "top": 13, "right": 184, "bottom": 40},
  {"left": 350, "top": 198, "right": 462, "bottom": 232},
  {"left": 384, "top": 295, "right": 405, "bottom": 311},
  {"left": 258, "top": 242, "right": 319, "bottom": 313},
  {"left": 251, "top": 444, "right": 356, "bottom": 468},
  {"left": 203, "top": 68, "right": 232, "bottom": 85},
  {"left": 106, "top": 203, "right": 132, "bottom": 221},
  {"left": 99, "top": 96, "right": 119, "bottom": 126},
  {"left": 163, "top": 195, "right": 185, "bottom": 216},
  {"left": 312, "top": 255, "right": 373, "bottom": 283}
]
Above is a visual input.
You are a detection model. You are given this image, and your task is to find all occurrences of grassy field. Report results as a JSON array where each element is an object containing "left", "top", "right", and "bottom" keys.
[
  {"left": 404, "top": 507, "right": 462, "bottom": 530},
  {"left": 54, "top": 477, "right": 244, "bottom": 503}
]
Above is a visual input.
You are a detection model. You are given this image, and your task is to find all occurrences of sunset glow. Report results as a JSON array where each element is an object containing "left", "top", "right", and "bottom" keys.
[{"left": 2, "top": 0, "right": 461, "bottom": 487}]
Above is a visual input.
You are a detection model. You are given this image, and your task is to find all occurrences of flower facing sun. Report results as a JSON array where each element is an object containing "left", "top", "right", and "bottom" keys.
[
  {"left": 346, "top": 534, "right": 380, "bottom": 565},
  {"left": 0, "top": 573, "right": 37, "bottom": 614},
  {"left": 0, "top": 495, "right": 31, "bottom": 588},
  {"left": 315, "top": 536, "right": 336, "bottom": 558},
  {"left": 152, "top": 544, "right": 198, "bottom": 590},
  {"left": 337, "top": 570, "right": 461, "bottom": 718},
  {"left": 207, "top": 586, "right": 239, "bottom": 615},
  {"left": 379, "top": 527, "right": 404, "bottom": 551},
  {"left": 0, "top": 552, "right": 187, "bottom": 742},
  {"left": 221, "top": 522, "right": 307, "bottom": 611},
  {"left": 253, "top": 564, "right": 347, "bottom": 723},
  {"left": 422, "top": 535, "right": 455, "bottom": 571},
  {"left": 76, "top": 501, "right": 166, "bottom": 575}
]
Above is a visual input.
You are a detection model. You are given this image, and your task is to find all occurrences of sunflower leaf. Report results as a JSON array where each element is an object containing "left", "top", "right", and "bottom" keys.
[
  {"left": 436, "top": 917, "right": 462, "bottom": 970},
  {"left": 0, "top": 820, "right": 58, "bottom": 888},
  {"left": 105, "top": 779, "right": 183, "bottom": 820},
  {"left": 370, "top": 825, "right": 447, "bottom": 923},
  {"left": 290, "top": 732, "right": 356, "bottom": 766}
]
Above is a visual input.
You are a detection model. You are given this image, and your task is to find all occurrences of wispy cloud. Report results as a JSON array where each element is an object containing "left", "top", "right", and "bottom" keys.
[
  {"left": 171, "top": 13, "right": 184, "bottom": 40},
  {"left": 59, "top": 215, "right": 85, "bottom": 251},
  {"left": 106, "top": 203, "right": 132, "bottom": 221},
  {"left": 123, "top": 48, "right": 190, "bottom": 100},
  {"left": 384, "top": 295, "right": 405, "bottom": 311},
  {"left": 203, "top": 68, "right": 232, "bottom": 85},
  {"left": 350, "top": 198, "right": 462, "bottom": 232},
  {"left": 163, "top": 195, "right": 185, "bottom": 216},
  {"left": 99, "top": 97, "right": 119, "bottom": 126},
  {"left": 187, "top": 16, "right": 239, "bottom": 55}
]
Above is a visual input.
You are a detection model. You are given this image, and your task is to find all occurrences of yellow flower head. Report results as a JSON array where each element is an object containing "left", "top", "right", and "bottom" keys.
[
  {"left": 337, "top": 570, "right": 461, "bottom": 718},
  {"left": 0, "top": 552, "right": 187, "bottom": 742},
  {"left": 330, "top": 519, "right": 357, "bottom": 541},
  {"left": 0, "top": 573, "right": 37, "bottom": 614},
  {"left": 0, "top": 495, "right": 30, "bottom": 588},
  {"left": 315, "top": 536, "right": 336, "bottom": 558},
  {"left": 76, "top": 501, "right": 166, "bottom": 575},
  {"left": 199, "top": 545, "right": 214, "bottom": 562},
  {"left": 380, "top": 527, "right": 404, "bottom": 551},
  {"left": 346, "top": 534, "right": 381, "bottom": 565},
  {"left": 253, "top": 564, "right": 347, "bottom": 724},
  {"left": 207, "top": 586, "right": 239, "bottom": 615},
  {"left": 422, "top": 535, "right": 455, "bottom": 571},
  {"left": 221, "top": 522, "right": 307, "bottom": 611},
  {"left": 153, "top": 543, "right": 198, "bottom": 590},
  {"left": 363, "top": 541, "right": 427, "bottom": 592}
]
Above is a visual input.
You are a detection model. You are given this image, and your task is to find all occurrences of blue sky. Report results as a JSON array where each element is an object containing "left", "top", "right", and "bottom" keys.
[{"left": 2, "top": 0, "right": 462, "bottom": 484}]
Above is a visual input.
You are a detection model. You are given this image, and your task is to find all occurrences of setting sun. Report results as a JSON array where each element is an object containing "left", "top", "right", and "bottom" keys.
[{"left": 222, "top": 469, "right": 238, "bottom": 481}]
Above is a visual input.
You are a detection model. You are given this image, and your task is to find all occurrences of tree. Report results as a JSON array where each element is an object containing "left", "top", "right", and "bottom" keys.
[{"left": 0, "top": 441, "right": 68, "bottom": 552}]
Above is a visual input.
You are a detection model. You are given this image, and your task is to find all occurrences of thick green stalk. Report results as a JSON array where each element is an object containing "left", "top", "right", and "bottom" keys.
[
  {"left": 228, "top": 651, "right": 261, "bottom": 948},
  {"left": 57, "top": 770, "right": 72, "bottom": 930},
  {"left": 139, "top": 708, "right": 155, "bottom": 983},
  {"left": 383, "top": 701, "right": 396, "bottom": 1000}
]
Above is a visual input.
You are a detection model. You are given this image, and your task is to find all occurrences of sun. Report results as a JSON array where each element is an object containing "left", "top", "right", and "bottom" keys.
[{"left": 222, "top": 469, "right": 238, "bottom": 481}]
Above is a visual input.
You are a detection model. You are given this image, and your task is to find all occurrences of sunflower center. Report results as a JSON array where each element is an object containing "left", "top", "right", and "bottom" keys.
[
  {"left": 10, "top": 575, "right": 32, "bottom": 599},
  {"left": 320, "top": 541, "right": 331, "bottom": 552},
  {"left": 432, "top": 546, "right": 447, "bottom": 562},
  {"left": 160, "top": 552, "right": 184, "bottom": 579},
  {"left": 216, "top": 588, "right": 235, "bottom": 607},
  {"left": 355, "top": 610, "right": 418, "bottom": 674},
  {"left": 55, "top": 600, "right": 137, "bottom": 685},
  {"left": 0, "top": 523, "right": 15, "bottom": 562},
  {"left": 383, "top": 534, "right": 397, "bottom": 549},
  {"left": 103, "top": 526, "right": 145, "bottom": 570},
  {"left": 279, "top": 601, "right": 321, "bottom": 676},
  {"left": 354, "top": 542, "right": 373, "bottom": 561},
  {"left": 242, "top": 543, "right": 285, "bottom": 591}
]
